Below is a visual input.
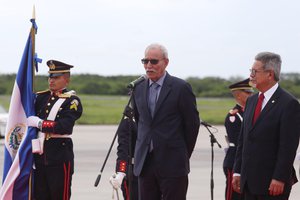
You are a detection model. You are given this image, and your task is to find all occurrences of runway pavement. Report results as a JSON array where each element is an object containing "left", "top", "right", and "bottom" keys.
[{"left": 1, "top": 125, "right": 300, "bottom": 199}]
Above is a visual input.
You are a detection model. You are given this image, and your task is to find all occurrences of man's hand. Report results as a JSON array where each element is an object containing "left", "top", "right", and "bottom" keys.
[
  {"left": 269, "top": 179, "right": 284, "bottom": 196},
  {"left": 232, "top": 176, "right": 241, "bottom": 193},
  {"left": 27, "top": 116, "right": 42, "bottom": 129},
  {"left": 109, "top": 172, "right": 126, "bottom": 189}
]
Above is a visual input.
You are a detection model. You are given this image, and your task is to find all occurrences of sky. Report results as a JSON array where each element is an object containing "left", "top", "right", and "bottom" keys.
[{"left": 0, "top": 0, "right": 299, "bottom": 79}]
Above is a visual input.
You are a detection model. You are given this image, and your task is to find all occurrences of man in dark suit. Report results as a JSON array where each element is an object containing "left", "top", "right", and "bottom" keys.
[
  {"left": 223, "top": 78, "right": 253, "bottom": 200},
  {"left": 232, "top": 52, "right": 300, "bottom": 200},
  {"left": 132, "top": 43, "right": 200, "bottom": 200}
]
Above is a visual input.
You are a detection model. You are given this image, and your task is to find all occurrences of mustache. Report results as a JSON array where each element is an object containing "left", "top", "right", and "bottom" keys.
[{"left": 146, "top": 69, "right": 157, "bottom": 73}]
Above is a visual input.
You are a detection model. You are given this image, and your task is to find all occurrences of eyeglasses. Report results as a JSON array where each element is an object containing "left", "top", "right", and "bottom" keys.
[
  {"left": 141, "top": 58, "right": 161, "bottom": 65},
  {"left": 249, "top": 68, "right": 266, "bottom": 76}
]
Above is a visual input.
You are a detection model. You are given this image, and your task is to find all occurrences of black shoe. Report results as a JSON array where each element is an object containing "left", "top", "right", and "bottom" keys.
[{"left": 0, "top": 135, "right": 4, "bottom": 139}]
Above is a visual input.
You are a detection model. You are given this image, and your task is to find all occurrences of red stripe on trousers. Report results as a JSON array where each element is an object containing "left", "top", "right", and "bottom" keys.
[
  {"left": 63, "top": 162, "right": 71, "bottom": 200},
  {"left": 124, "top": 180, "right": 129, "bottom": 200},
  {"left": 67, "top": 162, "right": 71, "bottom": 199},
  {"left": 63, "top": 163, "right": 67, "bottom": 200},
  {"left": 226, "top": 169, "right": 233, "bottom": 200}
]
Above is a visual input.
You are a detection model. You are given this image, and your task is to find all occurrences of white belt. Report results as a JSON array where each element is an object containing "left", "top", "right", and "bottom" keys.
[{"left": 229, "top": 143, "right": 235, "bottom": 147}]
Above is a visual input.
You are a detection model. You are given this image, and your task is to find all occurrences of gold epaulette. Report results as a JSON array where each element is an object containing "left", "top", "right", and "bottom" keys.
[
  {"left": 36, "top": 89, "right": 50, "bottom": 94},
  {"left": 58, "top": 90, "right": 77, "bottom": 98},
  {"left": 58, "top": 93, "right": 72, "bottom": 98},
  {"left": 229, "top": 108, "right": 239, "bottom": 115}
]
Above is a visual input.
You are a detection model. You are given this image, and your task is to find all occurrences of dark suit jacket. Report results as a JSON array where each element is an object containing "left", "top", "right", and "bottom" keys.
[
  {"left": 132, "top": 72, "right": 200, "bottom": 177},
  {"left": 234, "top": 86, "right": 300, "bottom": 195}
]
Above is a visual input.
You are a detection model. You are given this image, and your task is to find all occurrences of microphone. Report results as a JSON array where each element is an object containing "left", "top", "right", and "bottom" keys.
[
  {"left": 200, "top": 120, "right": 212, "bottom": 127},
  {"left": 127, "top": 75, "right": 146, "bottom": 88}
]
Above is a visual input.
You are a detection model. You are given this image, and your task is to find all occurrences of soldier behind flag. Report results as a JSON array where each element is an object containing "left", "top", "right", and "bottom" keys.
[
  {"left": 110, "top": 117, "right": 139, "bottom": 199},
  {"left": 27, "top": 60, "right": 83, "bottom": 200},
  {"left": 223, "top": 78, "right": 253, "bottom": 200}
]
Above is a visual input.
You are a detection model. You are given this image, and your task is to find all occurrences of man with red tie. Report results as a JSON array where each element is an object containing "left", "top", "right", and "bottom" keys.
[{"left": 232, "top": 52, "right": 300, "bottom": 200}]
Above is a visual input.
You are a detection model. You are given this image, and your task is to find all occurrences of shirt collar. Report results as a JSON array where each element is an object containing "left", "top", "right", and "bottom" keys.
[
  {"left": 148, "top": 71, "right": 167, "bottom": 87},
  {"left": 259, "top": 83, "right": 278, "bottom": 102},
  {"left": 259, "top": 83, "right": 278, "bottom": 109},
  {"left": 51, "top": 88, "right": 67, "bottom": 96}
]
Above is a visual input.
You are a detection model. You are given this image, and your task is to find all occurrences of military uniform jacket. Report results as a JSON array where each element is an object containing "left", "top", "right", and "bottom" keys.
[
  {"left": 34, "top": 89, "right": 83, "bottom": 166},
  {"left": 223, "top": 104, "right": 243, "bottom": 169}
]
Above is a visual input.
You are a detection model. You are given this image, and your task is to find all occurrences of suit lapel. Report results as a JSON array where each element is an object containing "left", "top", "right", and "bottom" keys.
[
  {"left": 246, "top": 94, "right": 258, "bottom": 131},
  {"left": 139, "top": 78, "right": 152, "bottom": 120},
  {"left": 153, "top": 73, "right": 172, "bottom": 117},
  {"left": 250, "top": 93, "right": 259, "bottom": 121}
]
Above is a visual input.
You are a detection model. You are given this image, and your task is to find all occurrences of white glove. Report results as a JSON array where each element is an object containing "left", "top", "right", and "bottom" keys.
[
  {"left": 109, "top": 172, "right": 126, "bottom": 189},
  {"left": 27, "top": 116, "right": 43, "bottom": 129},
  {"left": 32, "top": 132, "right": 46, "bottom": 155}
]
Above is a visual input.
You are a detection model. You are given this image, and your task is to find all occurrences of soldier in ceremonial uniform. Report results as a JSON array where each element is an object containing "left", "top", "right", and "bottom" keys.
[
  {"left": 110, "top": 117, "right": 139, "bottom": 199},
  {"left": 223, "top": 78, "right": 253, "bottom": 200},
  {"left": 27, "top": 60, "right": 83, "bottom": 200}
]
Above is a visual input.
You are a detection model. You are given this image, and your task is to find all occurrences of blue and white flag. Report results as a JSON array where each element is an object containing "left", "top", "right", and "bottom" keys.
[{"left": 0, "top": 17, "right": 40, "bottom": 200}]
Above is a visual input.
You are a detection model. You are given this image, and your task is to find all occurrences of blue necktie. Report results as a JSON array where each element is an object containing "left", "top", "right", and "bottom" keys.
[
  {"left": 148, "top": 82, "right": 160, "bottom": 117},
  {"left": 148, "top": 82, "right": 160, "bottom": 152}
]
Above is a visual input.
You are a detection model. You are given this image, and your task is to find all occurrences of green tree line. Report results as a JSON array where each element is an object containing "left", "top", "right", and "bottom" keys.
[{"left": 1, "top": 73, "right": 300, "bottom": 98}]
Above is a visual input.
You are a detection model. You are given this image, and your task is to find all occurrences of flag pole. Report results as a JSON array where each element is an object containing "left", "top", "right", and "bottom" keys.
[
  {"left": 29, "top": 6, "right": 36, "bottom": 199},
  {"left": 31, "top": 5, "right": 36, "bottom": 93}
]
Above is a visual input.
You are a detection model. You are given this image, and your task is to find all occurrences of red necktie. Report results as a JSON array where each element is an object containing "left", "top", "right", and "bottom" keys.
[{"left": 253, "top": 93, "right": 264, "bottom": 124}]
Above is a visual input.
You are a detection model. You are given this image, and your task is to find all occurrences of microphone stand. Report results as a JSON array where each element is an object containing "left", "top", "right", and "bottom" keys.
[
  {"left": 94, "top": 88, "right": 136, "bottom": 200},
  {"left": 126, "top": 89, "right": 135, "bottom": 200},
  {"left": 202, "top": 123, "right": 222, "bottom": 200}
]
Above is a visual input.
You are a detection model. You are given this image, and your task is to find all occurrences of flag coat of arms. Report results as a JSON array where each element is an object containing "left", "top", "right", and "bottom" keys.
[{"left": 0, "top": 12, "right": 41, "bottom": 200}]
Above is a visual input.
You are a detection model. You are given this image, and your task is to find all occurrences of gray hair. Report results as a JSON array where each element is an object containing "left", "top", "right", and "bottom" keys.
[
  {"left": 145, "top": 43, "right": 169, "bottom": 59},
  {"left": 255, "top": 52, "right": 281, "bottom": 81}
]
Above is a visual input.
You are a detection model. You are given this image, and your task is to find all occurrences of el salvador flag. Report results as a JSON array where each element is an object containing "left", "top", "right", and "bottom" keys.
[{"left": 0, "top": 17, "right": 40, "bottom": 200}]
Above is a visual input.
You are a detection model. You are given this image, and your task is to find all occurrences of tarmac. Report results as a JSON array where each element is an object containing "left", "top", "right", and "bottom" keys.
[{"left": 1, "top": 125, "right": 300, "bottom": 200}]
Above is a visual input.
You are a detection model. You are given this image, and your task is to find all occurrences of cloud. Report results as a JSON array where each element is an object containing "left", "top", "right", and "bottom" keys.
[{"left": 0, "top": 0, "right": 299, "bottom": 78}]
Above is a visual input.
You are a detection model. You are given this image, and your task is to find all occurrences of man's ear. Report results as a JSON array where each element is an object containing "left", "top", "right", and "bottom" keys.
[
  {"left": 63, "top": 75, "right": 70, "bottom": 85},
  {"left": 268, "top": 70, "right": 275, "bottom": 80}
]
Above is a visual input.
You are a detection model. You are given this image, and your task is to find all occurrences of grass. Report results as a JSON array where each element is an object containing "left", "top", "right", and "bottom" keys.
[
  {"left": 0, "top": 95, "right": 235, "bottom": 125},
  {"left": 0, "top": 95, "right": 11, "bottom": 110},
  {"left": 198, "top": 98, "right": 235, "bottom": 124},
  {"left": 79, "top": 95, "right": 129, "bottom": 124}
]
